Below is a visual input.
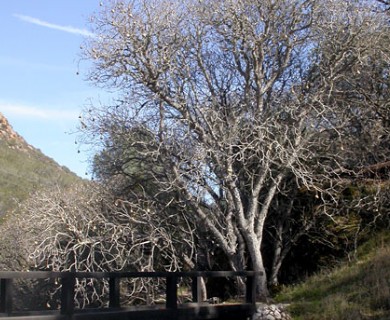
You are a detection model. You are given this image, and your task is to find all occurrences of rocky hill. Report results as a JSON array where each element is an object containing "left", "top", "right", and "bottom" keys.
[
  {"left": 0, "top": 112, "right": 31, "bottom": 149},
  {"left": 0, "top": 112, "right": 80, "bottom": 218}
]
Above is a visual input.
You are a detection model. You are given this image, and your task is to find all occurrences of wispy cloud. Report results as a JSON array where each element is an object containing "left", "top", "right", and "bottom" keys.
[
  {"left": 0, "top": 56, "right": 70, "bottom": 72},
  {"left": 14, "top": 14, "right": 95, "bottom": 37},
  {"left": 1, "top": 103, "right": 79, "bottom": 120}
]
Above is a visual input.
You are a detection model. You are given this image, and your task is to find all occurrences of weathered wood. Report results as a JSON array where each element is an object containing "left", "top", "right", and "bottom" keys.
[
  {"left": 0, "top": 270, "right": 263, "bottom": 319},
  {"left": 0, "top": 270, "right": 260, "bottom": 280},
  {"left": 166, "top": 274, "right": 178, "bottom": 309},
  {"left": 0, "top": 305, "right": 254, "bottom": 320},
  {"left": 0, "top": 272, "right": 67, "bottom": 279},
  {"left": 0, "top": 316, "right": 67, "bottom": 320},
  {"left": 108, "top": 277, "right": 120, "bottom": 308},
  {"left": 246, "top": 273, "right": 257, "bottom": 307},
  {"left": 0, "top": 279, "right": 12, "bottom": 315},
  {"left": 60, "top": 273, "right": 75, "bottom": 316}
]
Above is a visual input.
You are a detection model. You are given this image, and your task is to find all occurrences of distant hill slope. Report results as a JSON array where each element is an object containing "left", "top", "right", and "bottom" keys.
[{"left": 0, "top": 112, "right": 80, "bottom": 217}]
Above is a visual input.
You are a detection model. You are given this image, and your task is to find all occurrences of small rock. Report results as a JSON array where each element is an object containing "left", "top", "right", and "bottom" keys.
[{"left": 253, "top": 303, "right": 291, "bottom": 320}]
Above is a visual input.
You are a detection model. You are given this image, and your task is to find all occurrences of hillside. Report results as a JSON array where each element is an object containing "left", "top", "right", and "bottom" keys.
[
  {"left": 0, "top": 112, "right": 80, "bottom": 217},
  {"left": 277, "top": 231, "right": 390, "bottom": 320}
]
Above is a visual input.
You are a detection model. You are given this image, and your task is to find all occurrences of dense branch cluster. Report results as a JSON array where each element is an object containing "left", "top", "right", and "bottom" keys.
[
  {"left": 8, "top": 183, "right": 194, "bottom": 306},
  {"left": 76, "top": 0, "right": 390, "bottom": 296},
  {"left": 1, "top": 0, "right": 387, "bottom": 306}
]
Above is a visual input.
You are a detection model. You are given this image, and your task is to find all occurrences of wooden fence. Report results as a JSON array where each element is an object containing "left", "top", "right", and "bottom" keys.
[{"left": 0, "top": 270, "right": 261, "bottom": 320}]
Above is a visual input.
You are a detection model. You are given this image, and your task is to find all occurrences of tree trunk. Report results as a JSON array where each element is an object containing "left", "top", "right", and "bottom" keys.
[
  {"left": 269, "top": 246, "right": 283, "bottom": 288},
  {"left": 245, "top": 236, "right": 269, "bottom": 300},
  {"left": 199, "top": 277, "right": 207, "bottom": 301},
  {"left": 229, "top": 251, "right": 247, "bottom": 297},
  {"left": 252, "top": 252, "right": 269, "bottom": 300},
  {"left": 269, "top": 223, "right": 284, "bottom": 287}
]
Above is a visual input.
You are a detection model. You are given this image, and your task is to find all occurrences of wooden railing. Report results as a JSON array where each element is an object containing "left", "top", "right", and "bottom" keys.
[{"left": 0, "top": 271, "right": 261, "bottom": 319}]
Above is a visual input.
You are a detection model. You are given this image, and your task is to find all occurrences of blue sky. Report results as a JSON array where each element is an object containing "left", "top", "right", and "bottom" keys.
[{"left": 0, "top": 1, "right": 107, "bottom": 177}]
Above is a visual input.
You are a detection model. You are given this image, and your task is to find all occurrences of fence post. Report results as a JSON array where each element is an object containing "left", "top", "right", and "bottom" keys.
[
  {"left": 0, "top": 278, "right": 12, "bottom": 315},
  {"left": 246, "top": 273, "right": 257, "bottom": 307},
  {"left": 61, "top": 273, "right": 75, "bottom": 316},
  {"left": 166, "top": 274, "right": 178, "bottom": 309},
  {"left": 109, "top": 276, "right": 120, "bottom": 308}
]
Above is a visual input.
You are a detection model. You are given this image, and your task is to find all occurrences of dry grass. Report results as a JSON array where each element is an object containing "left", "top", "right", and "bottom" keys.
[
  {"left": 0, "top": 140, "right": 79, "bottom": 219},
  {"left": 276, "top": 232, "right": 390, "bottom": 320}
]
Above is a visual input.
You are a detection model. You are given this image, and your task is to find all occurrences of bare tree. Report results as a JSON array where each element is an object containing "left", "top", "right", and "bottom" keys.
[
  {"left": 15, "top": 182, "right": 195, "bottom": 306},
  {"left": 80, "top": 0, "right": 389, "bottom": 297},
  {"left": 0, "top": 215, "right": 55, "bottom": 311}
]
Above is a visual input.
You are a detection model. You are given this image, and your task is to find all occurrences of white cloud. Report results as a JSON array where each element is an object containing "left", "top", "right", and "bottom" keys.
[
  {"left": 0, "top": 103, "right": 79, "bottom": 120},
  {"left": 14, "top": 14, "right": 95, "bottom": 37}
]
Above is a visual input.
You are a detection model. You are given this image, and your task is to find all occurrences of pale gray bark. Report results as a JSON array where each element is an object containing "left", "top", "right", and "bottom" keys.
[{"left": 79, "top": 0, "right": 390, "bottom": 297}]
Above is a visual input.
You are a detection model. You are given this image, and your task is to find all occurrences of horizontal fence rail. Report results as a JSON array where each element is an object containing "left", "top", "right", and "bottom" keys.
[{"left": 0, "top": 270, "right": 262, "bottom": 320}]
